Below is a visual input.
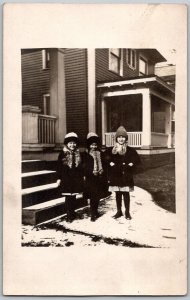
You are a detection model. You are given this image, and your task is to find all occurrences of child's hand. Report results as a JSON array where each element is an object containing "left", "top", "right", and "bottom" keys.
[
  {"left": 57, "top": 179, "right": 61, "bottom": 186},
  {"left": 110, "top": 162, "right": 115, "bottom": 167},
  {"left": 128, "top": 163, "right": 133, "bottom": 167}
]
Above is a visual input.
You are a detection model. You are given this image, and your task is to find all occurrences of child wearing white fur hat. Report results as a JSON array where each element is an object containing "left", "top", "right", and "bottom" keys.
[{"left": 57, "top": 132, "right": 84, "bottom": 222}]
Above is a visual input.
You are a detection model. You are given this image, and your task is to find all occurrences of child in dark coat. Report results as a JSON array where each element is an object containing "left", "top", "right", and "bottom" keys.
[
  {"left": 107, "top": 126, "right": 141, "bottom": 220},
  {"left": 83, "top": 133, "right": 105, "bottom": 222},
  {"left": 57, "top": 132, "right": 84, "bottom": 222}
]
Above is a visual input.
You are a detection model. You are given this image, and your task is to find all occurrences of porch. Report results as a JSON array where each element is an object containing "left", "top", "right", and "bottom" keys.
[
  {"left": 105, "top": 131, "right": 175, "bottom": 148},
  {"left": 22, "top": 105, "right": 57, "bottom": 151},
  {"left": 98, "top": 75, "right": 175, "bottom": 150}
]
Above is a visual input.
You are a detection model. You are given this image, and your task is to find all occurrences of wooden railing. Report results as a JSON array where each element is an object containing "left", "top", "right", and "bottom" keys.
[
  {"left": 38, "top": 115, "right": 57, "bottom": 144},
  {"left": 105, "top": 132, "right": 142, "bottom": 147}
]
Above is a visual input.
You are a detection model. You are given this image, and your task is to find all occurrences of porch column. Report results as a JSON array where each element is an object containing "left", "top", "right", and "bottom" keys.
[
  {"left": 87, "top": 49, "right": 96, "bottom": 132},
  {"left": 101, "top": 98, "right": 107, "bottom": 145},
  {"left": 50, "top": 49, "right": 67, "bottom": 146},
  {"left": 142, "top": 89, "right": 152, "bottom": 149},
  {"left": 165, "top": 103, "right": 172, "bottom": 148}
]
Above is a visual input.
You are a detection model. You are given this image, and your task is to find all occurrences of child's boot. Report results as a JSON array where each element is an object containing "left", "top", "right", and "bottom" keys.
[
  {"left": 124, "top": 192, "right": 132, "bottom": 220},
  {"left": 113, "top": 192, "right": 123, "bottom": 218}
]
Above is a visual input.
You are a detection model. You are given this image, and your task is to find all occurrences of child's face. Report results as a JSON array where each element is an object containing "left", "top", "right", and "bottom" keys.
[
  {"left": 67, "top": 141, "right": 77, "bottom": 151},
  {"left": 90, "top": 142, "right": 98, "bottom": 150},
  {"left": 117, "top": 136, "right": 126, "bottom": 145}
]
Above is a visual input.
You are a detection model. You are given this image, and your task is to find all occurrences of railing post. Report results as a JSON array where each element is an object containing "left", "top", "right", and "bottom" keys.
[
  {"left": 165, "top": 103, "right": 172, "bottom": 148},
  {"left": 22, "top": 106, "right": 41, "bottom": 144},
  {"left": 142, "top": 89, "right": 152, "bottom": 149}
]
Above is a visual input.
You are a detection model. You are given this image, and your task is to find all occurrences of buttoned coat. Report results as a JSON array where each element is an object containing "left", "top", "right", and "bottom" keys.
[
  {"left": 57, "top": 150, "right": 84, "bottom": 194},
  {"left": 106, "top": 146, "right": 141, "bottom": 188}
]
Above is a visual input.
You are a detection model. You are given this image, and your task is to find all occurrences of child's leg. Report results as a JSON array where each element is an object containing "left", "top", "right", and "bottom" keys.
[
  {"left": 94, "top": 198, "right": 100, "bottom": 217},
  {"left": 90, "top": 198, "right": 97, "bottom": 221},
  {"left": 113, "top": 191, "right": 123, "bottom": 218},
  {"left": 65, "top": 196, "right": 76, "bottom": 222},
  {"left": 123, "top": 192, "right": 131, "bottom": 220}
]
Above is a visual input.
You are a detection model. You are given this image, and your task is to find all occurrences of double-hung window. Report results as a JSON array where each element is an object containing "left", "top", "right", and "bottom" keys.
[
  {"left": 139, "top": 57, "right": 148, "bottom": 75},
  {"left": 42, "top": 49, "right": 50, "bottom": 69},
  {"left": 126, "top": 49, "right": 136, "bottom": 69},
  {"left": 109, "top": 48, "right": 123, "bottom": 75}
]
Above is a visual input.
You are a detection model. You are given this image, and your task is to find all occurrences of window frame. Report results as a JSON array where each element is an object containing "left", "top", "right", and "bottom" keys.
[
  {"left": 43, "top": 94, "right": 50, "bottom": 115},
  {"left": 42, "top": 49, "right": 50, "bottom": 70},
  {"left": 139, "top": 56, "right": 148, "bottom": 76},
  {"left": 109, "top": 48, "right": 123, "bottom": 76},
  {"left": 126, "top": 49, "right": 136, "bottom": 70}
]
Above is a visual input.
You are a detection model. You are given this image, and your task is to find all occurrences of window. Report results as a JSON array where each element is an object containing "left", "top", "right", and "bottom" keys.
[
  {"left": 43, "top": 94, "right": 50, "bottom": 115},
  {"left": 109, "top": 48, "right": 123, "bottom": 75},
  {"left": 126, "top": 49, "right": 136, "bottom": 69},
  {"left": 139, "top": 57, "right": 148, "bottom": 75},
  {"left": 42, "top": 49, "right": 50, "bottom": 69}
]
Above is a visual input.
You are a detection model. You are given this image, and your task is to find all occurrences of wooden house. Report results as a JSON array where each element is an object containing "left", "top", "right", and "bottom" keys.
[{"left": 22, "top": 48, "right": 175, "bottom": 163}]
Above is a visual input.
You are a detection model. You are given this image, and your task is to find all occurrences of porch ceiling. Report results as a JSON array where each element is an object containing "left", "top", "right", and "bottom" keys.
[{"left": 97, "top": 75, "right": 175, "bottom": 101}]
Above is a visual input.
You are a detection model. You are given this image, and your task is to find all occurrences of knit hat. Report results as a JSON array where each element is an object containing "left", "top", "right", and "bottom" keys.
[
  {"left": 64, "top": 132, "right": 79, "bottom": 145},
  {"left": 86, "top": 132, "right": 100, "bottom": 147},
  {"left": 115, "top": 126, "right": 128, "bottom": 140}
]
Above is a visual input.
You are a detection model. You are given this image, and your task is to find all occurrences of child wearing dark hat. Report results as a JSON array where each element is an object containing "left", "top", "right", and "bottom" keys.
[
  {"left": 57, "top": 132, "right": 84, "bottom": 222},
  {"left": 107, "top": 126, "right": 141, "bottom": 220},
  {"left": 83, "top": 132, "right": 105, "bottom": 222}
]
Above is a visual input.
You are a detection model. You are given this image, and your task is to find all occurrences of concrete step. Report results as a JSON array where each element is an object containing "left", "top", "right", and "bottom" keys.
[
  {"left": 22, "top": 170, "right": 57, "bottom": 189},
  {"left": 22, "top": 194, "right": 87, "bottom": 225},
  {"left": 22, "top": 160, "right": 46, "bottom": 173},
  {"left": 22, "top": 182, "right": 60, "bottom": 208}
]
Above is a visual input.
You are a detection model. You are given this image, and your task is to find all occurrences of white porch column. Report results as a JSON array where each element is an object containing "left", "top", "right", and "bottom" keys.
[
  {"left": 101, "top": 98, "right": 107, "bottom": 145},
  {"left": 142, "top": 89, "right": 152, "bottom": 149},
  {"left": 50, "top": 49, "right": 67, "bottom": 145},
  {"left": 87, "top": 49, "right": 96, "bottom": 132},
  {"left": 165, "top": 103, "right": 172, "bottom": 148}
]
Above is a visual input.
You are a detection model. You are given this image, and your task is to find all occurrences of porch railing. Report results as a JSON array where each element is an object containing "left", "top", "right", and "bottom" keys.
[
  {"left": 105, "top": 132, "right": 142, "bottom": 147},
  {"left": 38, "top": 114, "right": 57, "bottom": 144},
  {"left": 22, "top": 106, "right": 57, "bottom": 146}
]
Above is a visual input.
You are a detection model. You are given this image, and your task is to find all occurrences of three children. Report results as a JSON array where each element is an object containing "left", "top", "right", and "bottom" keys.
[{"left": 57, "top": 126, "right": 140, "bottom": 222}]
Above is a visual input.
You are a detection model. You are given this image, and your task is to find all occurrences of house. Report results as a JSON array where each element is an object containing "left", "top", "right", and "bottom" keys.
[{"left": 22, "top": 48, "right": 175, "bottom": 166}]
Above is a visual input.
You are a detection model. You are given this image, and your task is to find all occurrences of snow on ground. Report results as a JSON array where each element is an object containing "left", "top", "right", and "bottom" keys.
[{"left": 22, "top": 187, "right": 177, "bottom": 248}]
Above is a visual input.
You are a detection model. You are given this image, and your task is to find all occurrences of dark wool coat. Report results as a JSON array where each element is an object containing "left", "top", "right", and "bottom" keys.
[
  {"left": 106, "top": 146, "right": 141, "bottom": 188},
  {"left": 57, "top": 150, "right": 84, "bottom": 194},
  {"left": 83, "top": 152, "right": 107, "bottom": 200}
]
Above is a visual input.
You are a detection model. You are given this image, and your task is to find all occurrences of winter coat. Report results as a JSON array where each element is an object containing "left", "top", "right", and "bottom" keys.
[
  {"left": 83, "top": 151, "right": 107, "bottom": 199},
  {"left": 57, "top": 149, "right": 84, "bottom": 194},
  {"left": 106, "top": 146, "right": 141, "bottom": 188}
]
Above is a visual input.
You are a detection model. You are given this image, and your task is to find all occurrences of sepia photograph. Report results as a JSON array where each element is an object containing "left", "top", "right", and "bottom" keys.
[
  {"left": 21, "top": 48, "right": 176, "bottom": 248},
  {"left": 3, "top": 3, "right": 187, "bottom": 296}
]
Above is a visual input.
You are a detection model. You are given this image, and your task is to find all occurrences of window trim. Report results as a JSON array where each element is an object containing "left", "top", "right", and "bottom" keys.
[
  {"left": 43, "top": 94, "right": 50, "bottom": 115},
  {"left": 109, "top": 48, "right": 123, "bottom": 76},
  {"left": 42, "top": 49, "right": 50, "bottom": 70},
  {"left": 139, "top": 56, "right": 148, "bottom": 76},
  {"left": 126, "top": 49, "right": 136, "bottom": 70}
]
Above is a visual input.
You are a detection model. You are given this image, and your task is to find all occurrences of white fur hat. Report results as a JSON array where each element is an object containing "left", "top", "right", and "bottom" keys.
[{"left": 64, "top": 132, "right": 79, "bottom": 144}]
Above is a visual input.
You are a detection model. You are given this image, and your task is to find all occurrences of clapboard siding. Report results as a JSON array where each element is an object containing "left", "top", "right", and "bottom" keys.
[
  {"left": 21, "top": 50, "right": 50, "bottom": 112},
  {"left": 96, "top": 49, "right": 140, "bottom": 82},
  {"left": 64, "top": 49, "right": 88, "bottom": 144}
]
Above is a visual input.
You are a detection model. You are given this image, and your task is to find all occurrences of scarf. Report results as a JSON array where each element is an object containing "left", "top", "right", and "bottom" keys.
[
  {"left": 112, "top": 142, "right": 127, "bottom": 155},
  {"left": 62, "top": 146, "right": 81, "bottom": 168},
  {"left": 89, "top": 150, "right": 103, "bottom": 176}
]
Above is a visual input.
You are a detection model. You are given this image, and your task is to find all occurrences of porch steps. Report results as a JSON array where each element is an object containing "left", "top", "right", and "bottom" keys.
[
  {"left": 22, "top": 159, "right": 87, "bottom": 225},
  {"left": 22, "top": 194, "right": 84, "bottom": 225},
  {"left": 22, "top": 160, "right": 46, "bottom": 173},
  {"left": 22, "top": 170, "right": 57, "bottom": 189}
]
